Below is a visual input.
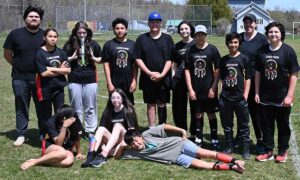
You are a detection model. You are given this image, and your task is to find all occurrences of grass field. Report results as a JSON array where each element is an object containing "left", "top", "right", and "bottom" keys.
[{"left": 0, "top": 33, "right": 299, "bottom": 179}]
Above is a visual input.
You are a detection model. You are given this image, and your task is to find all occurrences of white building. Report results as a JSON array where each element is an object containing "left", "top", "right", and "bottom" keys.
[{"left": 230, "top": 2, "right": 273, "bottom": 34}]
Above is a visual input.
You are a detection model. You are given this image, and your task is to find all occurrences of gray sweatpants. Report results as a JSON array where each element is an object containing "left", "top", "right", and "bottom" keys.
[{"left": 68, "top": 83, "right": 98, "bottom": 132}]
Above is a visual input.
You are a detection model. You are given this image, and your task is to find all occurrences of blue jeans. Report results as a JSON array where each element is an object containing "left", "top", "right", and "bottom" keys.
[{"left": 12, "top": 79, "right": 42, "bottom": 136}]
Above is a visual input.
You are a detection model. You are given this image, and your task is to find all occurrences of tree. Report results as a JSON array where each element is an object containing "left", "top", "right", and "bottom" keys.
[
  {"left": 187, "top": 0, "right": 232, "bottom": 26},
  {"left": 216, "top": 17, "right": 230, "bottom": 35}
]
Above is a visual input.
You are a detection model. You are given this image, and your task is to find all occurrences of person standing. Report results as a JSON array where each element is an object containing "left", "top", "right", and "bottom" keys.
[
  {"left": 171, "top": 21, "right": 197, "bottom": 138},
  {"left": 239, "top": 14, "right": 268, "bottom": 153},
  {"left": 219, "top": 32, "right": 251, "bottom": 159},
  {"left": 134, "top": 12, "right": 174, "bottom": 127},
  {"left": 35, "top": 28, "right": 71, "bottom": 138},
  {"left": 255, "top": 22, "right": 299, "bottom": 163},
  {"left": 185, "top": 25, "right": 221, "bottom": 150},
  {"left": 3, "top": 5, "right": 45, "bottom": 146},
  {"left": 102, "top": 17, "right": 137, "bottom": 104},
  {"left": 63, "top": 21, "right": 102, "bottom": 138}
]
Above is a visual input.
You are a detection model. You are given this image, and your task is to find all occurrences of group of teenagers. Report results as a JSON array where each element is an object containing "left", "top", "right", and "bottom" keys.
[{"left": 3, "top": 5, "right": 299, "bottom": 174}]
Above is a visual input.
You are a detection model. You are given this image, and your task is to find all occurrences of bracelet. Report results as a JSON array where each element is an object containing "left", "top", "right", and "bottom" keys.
[{"left": 62, "top": 126, "right": 67, "bottom": 129}]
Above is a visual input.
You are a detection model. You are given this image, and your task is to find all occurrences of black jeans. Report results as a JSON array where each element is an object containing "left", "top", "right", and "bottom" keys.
[
  {"left": 12, "top": 79, "right": 42, "bottom": 136},
  {"left": 259, "top": 104, "right": 291, "bottom": 154},
  {"left": 248, "top": 77, "right": 263, "bottom": 141},
  {"left": 38, "top": 90, "right": 65, "bottom": 136},
  {"left": 219, "top": 97, "right": 250, "bottom": 146},
  {"left": 172, "top": 77, "right": 196, "bottom": 134}
]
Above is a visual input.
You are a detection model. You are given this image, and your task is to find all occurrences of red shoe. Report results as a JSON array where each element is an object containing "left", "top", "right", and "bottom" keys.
[
  {"left": 275, "top": 152, "right": 288, "bottom": 163},
  {"left": 255, "top": 151, "right": 274, "bottom": 162}
]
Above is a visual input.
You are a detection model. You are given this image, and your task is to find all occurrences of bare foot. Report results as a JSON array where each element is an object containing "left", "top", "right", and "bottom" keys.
[
  {"left": 232, "top": 164, "right": 244, "bottom": 174},
  {"left": 21, "top": 159, "right": 36, "bottom": 171}
]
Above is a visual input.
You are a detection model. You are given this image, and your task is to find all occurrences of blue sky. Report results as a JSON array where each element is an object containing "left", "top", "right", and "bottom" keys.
[{"left": 170, "top": 0, "right": 300, "bottom": 11}]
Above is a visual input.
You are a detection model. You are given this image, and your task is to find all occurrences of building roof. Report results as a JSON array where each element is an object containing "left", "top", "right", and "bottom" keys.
[{"left": 234, "top": 2, "right": 271, "bottom": 20}]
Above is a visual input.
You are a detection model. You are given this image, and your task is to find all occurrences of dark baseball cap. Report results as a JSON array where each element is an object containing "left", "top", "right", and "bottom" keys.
[{"left": 243, "top": 14, "right": 256, "bottom": 22}]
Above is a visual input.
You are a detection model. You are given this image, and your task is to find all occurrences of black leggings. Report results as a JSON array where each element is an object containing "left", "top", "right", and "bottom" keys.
[{"left": 38, "top": 90, "right": 65, "bottom": 136}]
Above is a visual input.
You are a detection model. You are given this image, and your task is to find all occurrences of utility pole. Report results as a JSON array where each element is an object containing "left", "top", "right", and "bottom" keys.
[{"left": 84, "top": 0, "right": 87, "bottom": 21}]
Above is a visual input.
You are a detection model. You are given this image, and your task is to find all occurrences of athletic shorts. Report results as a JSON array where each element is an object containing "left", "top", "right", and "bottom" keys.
[
  {"left": 195, "top": 98, "right": 219, "bottom": 113},
  {"left": 142, "top": 88, "right": 170, "bottom": 104},
  {"left": 176, "top": 140, "right": 200, "bottom": 168}
]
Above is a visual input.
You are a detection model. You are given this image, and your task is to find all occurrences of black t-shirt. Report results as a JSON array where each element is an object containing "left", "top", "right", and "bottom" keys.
[
  {"left": 185, "top": 44, "right": 221, "bottom": 99},
  {"left": 100, "top": 108, "right": 128, "bottom": 132},
  {"left": 46, "top": 116, "right": 75, "bottom": 149},
  {"left": 220, "top": 53, "right": 250, "bottom": 101},
  {"left": 102, "top": 38, "right": 135, "bottom": 91},
  {"left": 172, "top": 40, "right": 195, "bottom": 79},
  {"left": 134, "top": 32, "right": 174, "bottom": 90},
  {"left": 63, "top": 39, "right": 101, "bottom": 84},
  {"left": 3, "top": 27, "right": 44, "bottom": 80},
  {"left": 239, "top": 32, "right": 268, "bottom": 77},
  {"left": 256, "top": 43, "right": 300, "bottom": 104},
  {"left": 35, "top": 47, "right": 69, "bottom": 101}
]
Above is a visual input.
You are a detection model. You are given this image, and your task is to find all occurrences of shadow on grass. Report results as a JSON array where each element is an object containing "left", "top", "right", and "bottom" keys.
[
  {"left": 0, "top": 128, "right": 41, "bottom": 148},
  {"left": 202, "top": 133, "right": 258, "bottom": 156}
]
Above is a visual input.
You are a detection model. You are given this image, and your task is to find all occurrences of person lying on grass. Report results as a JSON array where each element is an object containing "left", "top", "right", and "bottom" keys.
[
  {"left": 116, "top": 124, "right": 245, "bottom": 173},
  {"left": 21, "top": 104, "right": 84, "bottom": 170}
]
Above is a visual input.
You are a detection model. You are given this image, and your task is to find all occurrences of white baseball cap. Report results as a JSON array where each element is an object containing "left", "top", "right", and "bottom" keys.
[{"left": 194, "top": 25, "right": 207, "bottom": 34}]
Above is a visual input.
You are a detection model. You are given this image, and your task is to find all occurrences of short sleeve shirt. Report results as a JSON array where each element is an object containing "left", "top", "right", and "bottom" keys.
[
  {"left": 185, "top": 44, "right": 221, "bottom": 99},
  {"left": 3, "top": 27, "right": 44, "bottom": 80},
  {"left": 239, "top": 32, "right": 268, "bottom": 77},
  {"left": 171, "top": 40, "right": 195, "bottom": 79},
  {"left": 256, "top": 43, "right": 299, "bottom": 104},
  {"left": 220, "top": 53, "right": 250, "bottom": 101},
  {"left": 122, "top": 124, "right": 185, "bottom": 164},
  {"left": 35, "top": 47, "right": 69, "bottom": 101},
  {"left": 63, "top": 39, "right": 101, "bottom": 84},
  {"left": 46, "top": 116, "right": 75, "bottom": 149},
  {"left": 134, "top": 33, "right": 174, "bottom": 90},
  {"left": 102, "top": 38, "right": 135, "bottom": 90}
]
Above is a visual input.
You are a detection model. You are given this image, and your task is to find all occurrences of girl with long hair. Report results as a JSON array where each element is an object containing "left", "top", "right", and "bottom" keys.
[
  {"left": 21, "top": 104, "right": 84, "bottom": 170},
  {"left": 63, "top": 21, "right": 102, "bottom": 137},
  {"left": 35, "top": 28, "right": 70, "bottom": 139},
  {"left": 81, "top": 88, "right": 138, "bottom": 168}
]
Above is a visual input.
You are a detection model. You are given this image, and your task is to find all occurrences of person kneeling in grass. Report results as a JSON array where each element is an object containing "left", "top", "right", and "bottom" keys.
[
  {"left": 20, "top": 105, "right": 84, "bottom": 170},
  {"left": 117, "top": 124, "right": 245, "bottom": 173}
]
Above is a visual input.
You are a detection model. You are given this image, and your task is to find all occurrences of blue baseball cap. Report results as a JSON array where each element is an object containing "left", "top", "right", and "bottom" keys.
[{"left": 148, "top": 12, "right": 162, "bottom": 21}]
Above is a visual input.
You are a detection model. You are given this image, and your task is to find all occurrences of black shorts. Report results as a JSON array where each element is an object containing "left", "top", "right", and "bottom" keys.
[
  {"left": 142, "top": 87, "right": 170, "bottom": 104},
  {"left": 194, "top": 98, "right": 219, "bottom": 113}
]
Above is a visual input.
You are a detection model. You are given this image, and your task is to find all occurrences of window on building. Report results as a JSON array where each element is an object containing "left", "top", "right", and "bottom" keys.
[{"left": 257, "top": 19, "right": 263, "bottom": 24}]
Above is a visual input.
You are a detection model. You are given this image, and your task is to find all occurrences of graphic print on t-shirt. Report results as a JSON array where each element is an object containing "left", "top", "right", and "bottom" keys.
[
  {"left": 264, "top": 59, "right": 278, "bottom": 80},
  {"left": 48, "top": 56, "right": 61, "bottom": 68},
  {"left": 194, "top": 59, "right": 206, "bottom": 78},
  {"left": 225, "top": 66, "right": 238, "bottom": 87},
  {"left": 116, "top": 49, "right": 128, "bottom": 68}
]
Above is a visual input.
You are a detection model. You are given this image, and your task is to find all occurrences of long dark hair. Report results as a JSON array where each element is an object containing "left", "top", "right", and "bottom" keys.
[
  {"left": 100, "top": 88, "right": 138, "bottom": 131},
  {"left": 177, "top": 20, "right": 195, "bottom": 38},
  {"left": 41, "top": 28, "right": 58, "bottom": 47},
  {"left": 64, "top": 21, "right": 93, "bottom": 60},
  {"left": 55, "top": 104, "right": 83, "bottom": 141}
]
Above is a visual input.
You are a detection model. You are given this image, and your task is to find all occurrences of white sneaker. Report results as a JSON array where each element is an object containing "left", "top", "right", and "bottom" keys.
[{"left": 13, "top": 136, "right": 25, "bottom": 146}]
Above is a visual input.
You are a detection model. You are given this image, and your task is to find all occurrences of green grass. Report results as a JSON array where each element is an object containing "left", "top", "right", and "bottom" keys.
[{"left": 0, "top": 33, "right": 299, "bottom": 179}]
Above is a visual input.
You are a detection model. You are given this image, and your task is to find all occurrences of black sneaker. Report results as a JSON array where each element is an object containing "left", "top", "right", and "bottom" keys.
[
  {"left": 243, "top": 145, "right": 251, "bottom": 160},
  {"left": 89, "top": 154, "right": 107, "bottom": 168},
  {"left": 211, "top": 139, "right": 220, "bottom": 151},
  {"left": 255, "top": 140, "right": 265, "bottom": 155},
  {"left": 223, "top": 145, "right": 233, "bottom": 154},
  {"left": 81, "top": 152, "right": 95, "bottom": 168}
]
